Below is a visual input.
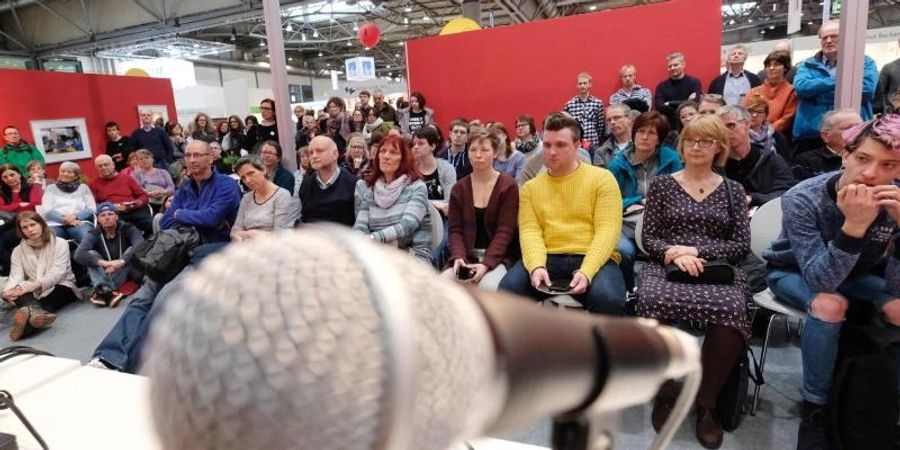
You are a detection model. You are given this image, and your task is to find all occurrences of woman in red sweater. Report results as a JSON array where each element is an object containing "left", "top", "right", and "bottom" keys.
[
  {"left": 0, "top": 164, "right": 42, "bottom": 275},
  {"left": 444, "top": 130, "right": 519, "bottom": 289}
]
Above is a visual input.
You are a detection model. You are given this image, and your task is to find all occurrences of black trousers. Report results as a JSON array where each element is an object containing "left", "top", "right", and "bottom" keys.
[{"left": 16, "top": 285, "right": 78, "bottom": 312}]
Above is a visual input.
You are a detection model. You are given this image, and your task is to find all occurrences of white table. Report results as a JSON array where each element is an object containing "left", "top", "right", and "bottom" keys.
[{"left": 0, "top": 355, "right": 548, "bottom": 450}]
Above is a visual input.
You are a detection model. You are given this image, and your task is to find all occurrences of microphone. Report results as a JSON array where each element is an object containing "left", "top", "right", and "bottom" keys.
[{"left": 143, "top": 226, "right": 700, "bottom": 450}]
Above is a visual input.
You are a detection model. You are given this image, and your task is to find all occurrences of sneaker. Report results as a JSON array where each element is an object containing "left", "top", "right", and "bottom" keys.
[
  {"left": 85, "top": 357, "right": 112, "bottom": 370},
  {"left": 90, "top": 285, "right": 114, "bottom": 306},
  {"left": 798, "top": 401, "right": 833, "bottom": 450},
  {"left": 27, "top": 307, "right": 56, "bottom": 330},
  {"left": 108, "top": 291, "right": 124, "bottom": 308},
  {"left": 9, "top": 306, "right": 30, "bottom": 341}
]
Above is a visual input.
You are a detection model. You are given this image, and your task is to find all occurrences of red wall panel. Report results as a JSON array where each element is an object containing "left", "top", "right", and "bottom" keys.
[
  {"left": 0, "top": 69, "right": 177, "bottom": 179},
  {"left": 406, "top": 0, "right": 722, "bottom": 133}
]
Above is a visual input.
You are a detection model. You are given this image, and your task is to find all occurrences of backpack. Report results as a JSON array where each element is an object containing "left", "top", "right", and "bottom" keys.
[
  {"left": 717, "top": 345, "right": 763, "bottom": 432},
  {"left": 830, "top": 303, "right": 900, "bottom": 450},
  {"left": 132, "top": 227, "right": 201, "bottom": 284}
]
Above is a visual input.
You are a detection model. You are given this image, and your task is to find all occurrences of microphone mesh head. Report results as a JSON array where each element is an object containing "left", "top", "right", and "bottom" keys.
[{"left": 143, "top": 228, "right": 497, "bottom": 450}]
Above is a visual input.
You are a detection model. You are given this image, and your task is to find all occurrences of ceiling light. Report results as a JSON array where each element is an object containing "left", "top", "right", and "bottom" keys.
[
  {"left": 423, "top": 14, "right": 430, "bottom": 22},
  {"left": 748, "top": 19, "right": 753, "bottom": 23},
  {"left": 346, "top": 41, "right": 352, "bottom": 46},
  {"left": 772, "top": 3, "right": 777, "bottom": 11},
  {"left": 286, "top": 22, "right": 293, "bottom": 32},
  {"left": 318, "top": 51, "right": 323, "bottom": 57},
  {"left": 353, "top": 22, "right": 359, "bottom": 31},
  {"left": 259, "top": 40, "right": 266, "bottom": 47},
  {"left": 313, "top": 29, "right": 319, "bottom": 38},
  {"left": 769, "top": 25, "right": 775, "bottom": 29},
  {"left": 808, "top": 21, "right": 814, "bottom": 25},
  {"left": 394, "top": 53, "right": 400, "bottom": 58},
  {"left": 589, "top": 5, "right": 597, "bottom": 11},
  {"left": 404, "top": 5, "right": 412, "bottom": 12},
  {"left": 386, "top": 64, "right": 391, "bottom": 68},
  {"left": 728, "top": 19, "right": 735, "bottom": 25},
  {"left": 404, "top": 17, "right": 409, "bottom": 24},
  {"left": 760, "top": 30, "right": 765, "bottom": 34},
  {"left": 302, "top": 32, "right": 307, "bottom": 41},
  {"left": 326, "top": 62, "right": 331, "bottom": 67},
  {"left": 266, "top": 53, "right": 270, "bottom": 57},
  {"left": 288, "top": 56, "right": 293, "bottom": 61},
  {"left": 230, "top": 34, "right": 236, "bottom": 42},
  {"left": 193, "top": 43, "right": 200, "bottom": 48}
]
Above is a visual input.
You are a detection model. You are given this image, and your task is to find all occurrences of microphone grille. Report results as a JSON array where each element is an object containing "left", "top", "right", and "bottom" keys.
[{"left": 144, "top": 228, "right": 496, "bottom": 450}]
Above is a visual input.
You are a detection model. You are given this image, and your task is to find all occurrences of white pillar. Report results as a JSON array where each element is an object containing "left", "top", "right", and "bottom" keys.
[
  {"left": 834, "top": 0, "right": 869, "bottom": 114},
  {"left": 262, "top": 0, "right": 297, "bottom": 171}
]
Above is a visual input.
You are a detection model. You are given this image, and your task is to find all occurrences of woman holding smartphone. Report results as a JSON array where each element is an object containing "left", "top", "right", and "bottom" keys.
[{"left": 443, "top": 130, "right": 519, "bottom": 289}]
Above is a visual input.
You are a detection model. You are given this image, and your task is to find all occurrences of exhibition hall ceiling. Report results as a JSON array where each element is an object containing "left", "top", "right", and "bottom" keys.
[{"left": 1, "top": 0, "right": 900, "bottom": 77}]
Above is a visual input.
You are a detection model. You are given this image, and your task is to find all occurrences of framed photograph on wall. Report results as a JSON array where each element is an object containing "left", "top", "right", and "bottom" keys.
[
  {"left": 137, "top": 105, "right": 169, "bottom": 129},
  {"left": 29, "top": 118, "right": 93, "bottom": 164}
]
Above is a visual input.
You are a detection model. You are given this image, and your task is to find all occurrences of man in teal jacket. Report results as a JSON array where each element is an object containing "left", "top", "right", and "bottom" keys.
[
  {"left": 793, "top": 20, "right": 878, "bottom": 156},
  {"left": 2, "top": 125, "right": 45, "bottom": 174}
]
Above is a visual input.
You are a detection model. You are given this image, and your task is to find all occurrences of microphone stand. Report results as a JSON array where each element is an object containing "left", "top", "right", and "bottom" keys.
[{"left": 550, "top": 412, "right": 617, "bottom": 450}]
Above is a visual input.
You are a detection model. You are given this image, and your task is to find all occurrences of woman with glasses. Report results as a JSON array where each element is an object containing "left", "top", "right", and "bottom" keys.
[
  {"left": 745, "top": 94, "right": 792, "bottom": 162},
  {"left": 638, "top": 115, "right": 751, "bottom": 449},
  {"left": 344, "top": 134, "right": 371, "bottom": 177},
  {"left": 607, "top": 111, "right": 682, "bottom": 290},
  {"left": 257, "top": 141, "right": 295, "bottom": 193},
  {"left": 512, "top": 115, "right": 541, "bottom": 155},
  {"left": 743, "top": 51, "right": 797, "bottom": 135},
  {"left": 247, "top": 98, "right": 278, "bottom": 152}
]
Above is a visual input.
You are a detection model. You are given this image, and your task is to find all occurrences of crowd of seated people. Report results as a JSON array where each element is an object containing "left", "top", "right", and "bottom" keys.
[{"left": 3, "top": 21, "right": 900, "bottom": 449}]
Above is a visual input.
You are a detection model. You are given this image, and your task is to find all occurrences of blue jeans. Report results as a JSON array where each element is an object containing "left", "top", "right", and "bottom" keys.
[
  {"left": 498, "top": 255, "right": 627, "bottom": 315},
  {"left": 767, "top": 268, "right": 899, "bottom": 404},
  {"left": 431, "top": 216, "right": 449, "bottom": 269},
  {"left": 617, "top": 233, "right": 636, "bottom": 292},
  {"left": 52, "top": 223, "right": 93, "bottom": 244},
  {"left": 92, "top": 277, "right": 162, "bottom": 372}
]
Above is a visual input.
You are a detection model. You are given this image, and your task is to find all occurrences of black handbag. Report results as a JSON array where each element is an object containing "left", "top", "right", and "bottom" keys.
[
  {"left": 664, "top": 179, "right": 739, "bottom": 285},
  {"left": 717, "top": 346, "right": 763, "bottom": 432},
  {"left": 665, "top": 259, "right": 736, "bottom": 284}
]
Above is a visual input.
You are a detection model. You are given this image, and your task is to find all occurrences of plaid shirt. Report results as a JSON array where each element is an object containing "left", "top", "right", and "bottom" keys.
[
  {"left": 609, "top": 85, "right": 653, "bottom": 109},
  {"left": 564, "top": 95, "right": 605, "bottom": 147}
]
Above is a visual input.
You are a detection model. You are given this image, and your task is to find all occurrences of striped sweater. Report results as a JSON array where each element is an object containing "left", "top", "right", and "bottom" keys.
[{"left": 353, "top": 179, "right": 433, "bottom": 262}]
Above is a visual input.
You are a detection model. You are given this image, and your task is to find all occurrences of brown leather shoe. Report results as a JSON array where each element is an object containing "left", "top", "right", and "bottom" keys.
[
  {"left": 9, "top": 307, "right": 31, "bottom": 341},
  {"left": 651, "top": 380, "right": 679, "bottom": 432},
  {"left": 696, "top": 407, "right": 724, "bottom": 449},
  {"left": 27, "top": 307, "right": 57, "bottom": 330}
]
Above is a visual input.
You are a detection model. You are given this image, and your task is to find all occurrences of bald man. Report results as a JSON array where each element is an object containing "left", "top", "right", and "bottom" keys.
[
  {"left": 296, "top": 135, "right": 358, "bottom": 226},
  {"left": 89, "top": 154, "right": 153, "bottom": 234}
]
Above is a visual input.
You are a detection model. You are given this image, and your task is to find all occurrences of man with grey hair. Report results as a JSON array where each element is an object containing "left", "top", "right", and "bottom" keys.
[
  {"left": 793, "top": 20, "right": 878, "bottom": 154},
  {"left": 874, "top": 39, "right": 900, "bottom": 115},
  {"left": 593, "top": 103, "right": 634, "bottom": 167},
  {"left": 609, "top": 64, "right": 652, "bottom": 107},
  {"left": 792, "top": 109, "right": 863, "bottom": 180},
  {"left": 130, "top": 108, "right": 174, "bottom": 169},
  {"left": 709, "top": 45, "right": 762, "bottom": 105},
  {"left": 654, "top": 52, "right": 703, "bottom": 127},
  {"left": 89, "top": 154, "right": 153, "bottom": 235},
  {"left": 719, "top": 105, "right": 795, "bottom": 208}
]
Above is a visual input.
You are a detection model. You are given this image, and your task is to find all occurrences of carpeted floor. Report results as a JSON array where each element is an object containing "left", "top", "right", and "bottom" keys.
[{"left": 0, "top": 293, "right": 804, "bottom": 450}]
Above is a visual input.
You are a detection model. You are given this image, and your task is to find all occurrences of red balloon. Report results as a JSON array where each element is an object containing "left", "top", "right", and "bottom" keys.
[{"left": 358, "top": 22, "right": 381, "bottom": 48}]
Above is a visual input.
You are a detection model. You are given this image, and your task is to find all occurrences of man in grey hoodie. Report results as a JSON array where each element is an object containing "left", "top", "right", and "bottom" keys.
[{"left": 765, "top": 114, "right": 900, "bottom": 437}]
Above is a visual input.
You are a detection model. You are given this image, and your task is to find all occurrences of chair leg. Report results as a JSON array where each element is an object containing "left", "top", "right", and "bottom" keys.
[
  {"left": 784, "top": 315, "right": 791, "bottom": 339},
  {"left": 751, "top": 312, "right": 778, "bottom": 416}
]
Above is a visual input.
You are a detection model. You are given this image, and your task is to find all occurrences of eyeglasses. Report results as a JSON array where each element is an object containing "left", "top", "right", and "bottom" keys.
[
  {"left": 683, "top": 139, "right": 717, "bottom": 149},
  {"left": 749, "top": 110, "right": 767, "bottom": 117}
]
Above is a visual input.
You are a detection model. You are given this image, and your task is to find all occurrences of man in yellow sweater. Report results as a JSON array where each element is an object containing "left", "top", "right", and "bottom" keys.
[{"left": 499, "top": 113, "right": 626, "bottom": 315}]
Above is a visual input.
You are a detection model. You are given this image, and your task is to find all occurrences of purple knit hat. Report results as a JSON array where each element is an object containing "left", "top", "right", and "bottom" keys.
[{"left": 842, "top": 113, "right": 900, "bottom": 153}]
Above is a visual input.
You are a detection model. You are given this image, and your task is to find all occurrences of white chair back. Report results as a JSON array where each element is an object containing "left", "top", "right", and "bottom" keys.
[
  {"left": 749, "top": 197, "right": 783, "bottom": 260},
  {"left": 634, "top": 215, "right": 647, "bottom": 256},
  {"left": 426, "top": 202, "right": 443, "bottom": 250}
]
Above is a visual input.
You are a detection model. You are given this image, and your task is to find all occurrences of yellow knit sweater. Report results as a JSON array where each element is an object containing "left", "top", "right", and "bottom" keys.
[{"left": 519, "top": 163, "right": 622, "bottom": 279}]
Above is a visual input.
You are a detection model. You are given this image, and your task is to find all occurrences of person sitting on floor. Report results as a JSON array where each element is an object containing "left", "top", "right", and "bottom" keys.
[
  {"left": 638, "top": 115, "right": 751, "bottom": 449},
  {"left": 86, "top": 140, "right": 240, "bottom": 373},
  {"left": 498, "top": 112, "right": 626, "bottom": 314},
  {"left": 74, "top": 202, "right": 144, "bottom": 308},
  {"left": 3, "top": 212, "right": 80, "bottom": 341},
  {"left": 765, "top": 113, "right": 900, "bottom": 445},
  {"left": 444, "top": 130, "right": 519, "bottom": 289}
]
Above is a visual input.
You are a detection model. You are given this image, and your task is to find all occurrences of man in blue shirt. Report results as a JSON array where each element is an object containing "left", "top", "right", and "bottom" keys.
[
  {"left": 87, "top": 140, "right": 240, "bottom": 373},
  {"left": 131, "top": 109, "right": 175, "bottom": 169}
]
